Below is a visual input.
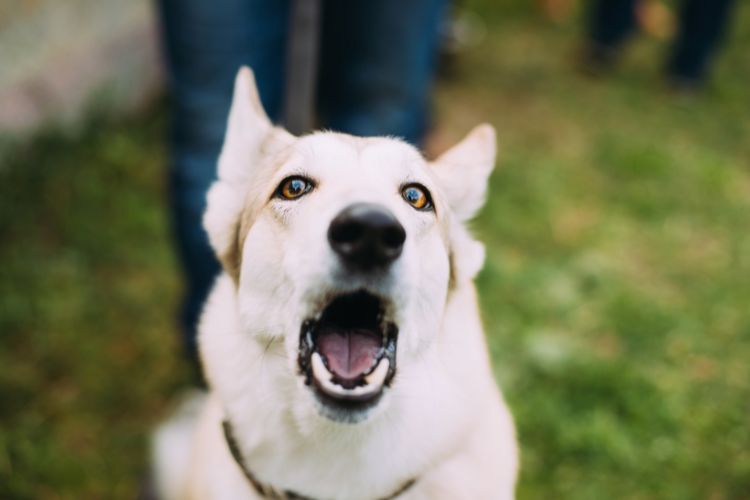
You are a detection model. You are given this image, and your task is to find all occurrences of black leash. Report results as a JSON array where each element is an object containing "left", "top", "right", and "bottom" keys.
[
  {"left": 223, "top": 420, "right": 416, "bottom": 500},
  {"left": 282, "top": 0, "right": 322, "bottom": 135}
]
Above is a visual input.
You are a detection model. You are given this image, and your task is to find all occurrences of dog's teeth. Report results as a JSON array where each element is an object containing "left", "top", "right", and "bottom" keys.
[
  {"left": 323, "top": 380, "right": 353, "bottom": 397},
  {"left": 311, "top": 352, "right": 332, "bottom": 382},
  {"left": 364, "top": 358, "right": 389, "bottom": 387},
  {"left": 312, "top": 354, "right": 360, "bottom": 397},
  {"left": 311, "top": 353, "right": 388, "bottom": 400},
  {"left": 348, "top": 383, "right": 378, "bottom": 397}
]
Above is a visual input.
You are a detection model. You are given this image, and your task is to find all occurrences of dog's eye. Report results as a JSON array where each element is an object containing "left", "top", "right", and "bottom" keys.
[
  {"left": 276, "top": 176, "right": 314, "bottom": 200},
  {"left": 401, "top": 184, "right": 432, "bottom": 211}
]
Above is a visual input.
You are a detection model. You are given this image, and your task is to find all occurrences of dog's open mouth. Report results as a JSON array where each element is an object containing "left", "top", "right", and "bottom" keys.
[{"left": 298, "top": 291, "right": 398, "bottom": 412}]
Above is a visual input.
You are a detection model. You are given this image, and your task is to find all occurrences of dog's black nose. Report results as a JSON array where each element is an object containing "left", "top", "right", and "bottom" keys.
[{"left": 328, "top": 203, "right": 406, "bottom": 270}]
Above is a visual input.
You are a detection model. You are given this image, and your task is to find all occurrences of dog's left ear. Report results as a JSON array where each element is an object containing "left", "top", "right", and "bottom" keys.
[
  {"left": 431, "top": 124, "right": 496, "bottom": 283},
  {"left": 431, "top": 124, "right": 496, "bottom": 222}
]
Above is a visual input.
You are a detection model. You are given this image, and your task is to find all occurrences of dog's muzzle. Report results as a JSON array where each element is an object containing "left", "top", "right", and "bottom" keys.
[{"left": 298, "top": 291, "right": 398, "bottom": 422}]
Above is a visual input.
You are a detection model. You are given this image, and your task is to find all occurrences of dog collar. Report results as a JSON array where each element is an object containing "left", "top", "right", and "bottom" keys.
[{"left": 222, "top": 420, "right": 416, "bottom": 500}]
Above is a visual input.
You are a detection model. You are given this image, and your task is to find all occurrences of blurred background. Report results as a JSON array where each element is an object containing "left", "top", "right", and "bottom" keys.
[{"left": 1, "top": 0, "right": 749, "bottom": 498}]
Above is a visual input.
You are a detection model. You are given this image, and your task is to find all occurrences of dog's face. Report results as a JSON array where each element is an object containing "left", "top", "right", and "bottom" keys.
[{"left": 202, "top": 68, "right": 496, "bottom": 425}]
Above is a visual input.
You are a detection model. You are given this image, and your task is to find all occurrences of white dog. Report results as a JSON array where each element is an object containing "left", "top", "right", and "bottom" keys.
[{"left": 153, "top": 67, "right": 518, "bottom": 500}]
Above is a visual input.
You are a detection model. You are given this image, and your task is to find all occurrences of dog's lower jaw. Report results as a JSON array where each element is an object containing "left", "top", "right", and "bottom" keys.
[
  {"left": 307, "top": 382, "right": 388, "bottom": 425},
  {"left": 169, "top": 274, "right": 518, "bottom": 500},
  {"left": 297, "top": 290, "right": 400, "bottom": 423}
]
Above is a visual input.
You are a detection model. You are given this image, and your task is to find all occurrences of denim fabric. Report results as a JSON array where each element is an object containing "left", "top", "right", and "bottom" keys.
[
  {"left": 318, "top": 0, "right": 449, "bottom": 144},
  {"left": 587, "top": 0, "right": 736, "bottom": 82},
  {"left": 157, "top": 0, "right": 448, "bottom": 363},
  {"left": 588, "top": 0, "right": 637, "bottom": 49},
  {"left": 667, "top": 0, "right": 736, "bottom": 81}
]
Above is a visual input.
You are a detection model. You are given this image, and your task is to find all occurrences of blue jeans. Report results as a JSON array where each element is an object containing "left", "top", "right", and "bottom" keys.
[
  {"left": 158, "top": 0, "right": 448, "bottom": 364},
  {"left": 587, "top": 0, "right": 736, "bottom": 82}
]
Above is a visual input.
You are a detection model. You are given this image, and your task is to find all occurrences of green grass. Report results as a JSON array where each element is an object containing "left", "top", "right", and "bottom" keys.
[
  {"left": 0, "top": 110, "right": 189, "bottom": 499},
  {"left": 1, "top": 4, "right": 749, "bottom": 499}
]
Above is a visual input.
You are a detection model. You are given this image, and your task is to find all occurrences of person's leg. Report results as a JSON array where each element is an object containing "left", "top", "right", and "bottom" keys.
[
  {"left": 316, "top": 0, "right": 450, "bottom": 146},
  {"left": 157, "top": 0, "right": 289, "bottom": 368},
  {"left": 667, "top": 0, "right": 736, "bottom": 85},
  {"left": 582, "top": 0, "right": 638, "bottom": 71},
  {"left": 589, "top": 0, "right": 638, "bottom": 48}
]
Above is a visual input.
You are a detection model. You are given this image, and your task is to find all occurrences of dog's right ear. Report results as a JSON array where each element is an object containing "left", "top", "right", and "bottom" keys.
[
  {"left": 204, "top": 67, "right": 294, "bottom": 280},
  {"left": 216, "top": 66, "right": 294, "bottom": 182}
]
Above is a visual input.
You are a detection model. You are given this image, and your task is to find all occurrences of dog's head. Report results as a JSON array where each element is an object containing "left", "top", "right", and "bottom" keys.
[{"left": 201, "top": 68, "right": 496, "bottom": 425}]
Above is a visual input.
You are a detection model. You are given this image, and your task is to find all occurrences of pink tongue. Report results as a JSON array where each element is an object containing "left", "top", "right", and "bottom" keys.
[{"left": 317, "top": 328, "right": 381, "bottom": 380}]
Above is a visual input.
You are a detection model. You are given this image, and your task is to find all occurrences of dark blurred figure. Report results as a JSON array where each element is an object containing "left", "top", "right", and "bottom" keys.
[
  {"left": 157, "top": 0, "right": 449, "bottom": 373},
  {"left": 583, "top": 0, "right": 736, "bottom": 89}
]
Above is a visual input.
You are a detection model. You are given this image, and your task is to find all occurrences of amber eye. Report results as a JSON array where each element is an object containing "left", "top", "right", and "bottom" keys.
[
  {"left": 401, "top": 184, "right": 432, "bottom": 211},
  {"left": 276, "top": 176, "right": 314, "bottom": 200}
]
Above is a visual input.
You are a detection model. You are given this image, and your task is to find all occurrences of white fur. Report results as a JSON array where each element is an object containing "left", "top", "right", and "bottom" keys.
[{"left": 154, "top": 67, "right": 518, "bottom": 500}]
